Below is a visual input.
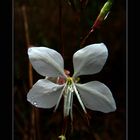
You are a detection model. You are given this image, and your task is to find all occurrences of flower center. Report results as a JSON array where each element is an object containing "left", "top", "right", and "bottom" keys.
[
  {"left": 66, "top": 76, "right": 80, "bottom": 84},
  {"left": 67, "top": 77, "right": 73, "bottom": 84}
]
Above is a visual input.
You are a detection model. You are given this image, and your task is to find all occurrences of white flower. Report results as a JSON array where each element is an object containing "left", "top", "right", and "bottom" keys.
[{"left": 27, "top": 43, "right": 116, "bottom": 120}]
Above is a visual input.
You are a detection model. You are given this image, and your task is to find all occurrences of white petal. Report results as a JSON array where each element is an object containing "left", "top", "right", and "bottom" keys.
[
  {"left": 73, "top": 43, "right": 108, "bottom": 77},
  {"left": 76, "top": 81, "right": 116, "bottom": 113},
  {"left": 27, "top": 79, "right": 64, "bottom": 108},
  {"left": 28, "top": 47, "right": 66, "bottom": 77}
]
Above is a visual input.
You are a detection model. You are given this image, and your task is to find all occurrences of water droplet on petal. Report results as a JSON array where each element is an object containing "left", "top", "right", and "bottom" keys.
[{"left": 33, "top": 101, "right": 37, "bottom": 106}]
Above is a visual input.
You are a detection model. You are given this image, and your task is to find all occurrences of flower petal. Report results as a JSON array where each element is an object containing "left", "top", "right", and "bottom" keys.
[
  {"left": 28, "top": 47, "right": 66, "bottom": 77},
  {"left": 76, "top": 81, "right": 116, "bottom": 113},
  {"left": 27, "top": 79, "right": 64, "bottom": 108},
  {"left": 73, "top": 43, "right": 108, "bottom": 77}
]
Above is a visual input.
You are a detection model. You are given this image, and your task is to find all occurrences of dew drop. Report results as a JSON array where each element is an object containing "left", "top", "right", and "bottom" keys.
[{"left": 33, "top": 101, "right": 37, "bottom": 106}]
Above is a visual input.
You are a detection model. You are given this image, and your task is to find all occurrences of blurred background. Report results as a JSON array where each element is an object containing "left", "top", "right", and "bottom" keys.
[{"left": 14, "top": 0, "right": 126, "bottom": 139}]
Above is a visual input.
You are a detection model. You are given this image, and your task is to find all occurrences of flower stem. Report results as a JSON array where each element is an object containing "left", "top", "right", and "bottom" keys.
[{"left": 80, "top": 0, "right": 113, "bottom": 47}]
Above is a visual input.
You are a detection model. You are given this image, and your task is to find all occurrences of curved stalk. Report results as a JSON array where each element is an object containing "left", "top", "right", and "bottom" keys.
[{"left": 80, "top": 0, "right": 113, "bottom": 47}]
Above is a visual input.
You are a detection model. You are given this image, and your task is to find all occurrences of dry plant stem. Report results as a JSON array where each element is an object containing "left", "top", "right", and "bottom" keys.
[
  {"left": 59, "top": 0, "right": 65, "bottom": 57},
  {"left": 31, "top": 108, "right": 36, "bottom": 140},
  {"left": 15, "top": 106, "right": 29, "bottom": 140},
  {"left": 15, "top": 120, "right": 27, "bottom": 140},
  {"left": 22, "top": 5, "right": 40, "bottom": 140},
  {"left": 15, "top": 106, "right": 26, "bottom": 125},
  {"left": 62, "top": 117, "right": 68, "bottom": 136},
  {"left": 21, "top": 5, "right": 33, "bottom": 87},
  {"left": 15, "top": 107, "right": 25, "bottom": 134},
  {"left": 15, "top": 84, "right": 30, "bottom": 139},
  {"left": 59, "top": 0, "right": 68, "bottom": 137},
  {"left": 34, "top": 108, "right": 41, "bottom": 140},
  {"left": 94, "top": 133, "right": 101, "bottom": 140}
]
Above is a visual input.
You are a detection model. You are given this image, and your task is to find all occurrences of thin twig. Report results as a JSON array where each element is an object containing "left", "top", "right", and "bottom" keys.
[
  {"left": 59, "top": 0, "right": 65, "bottom": 57},
  {"left": 22, "top": 5, "right": 40, "bottom": 140},
  {"left": 21, "top": 5, "right": 33, "bottom": 88},
  {"left": 80, "top": 28, "right": 94, "bottom": 47}
]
